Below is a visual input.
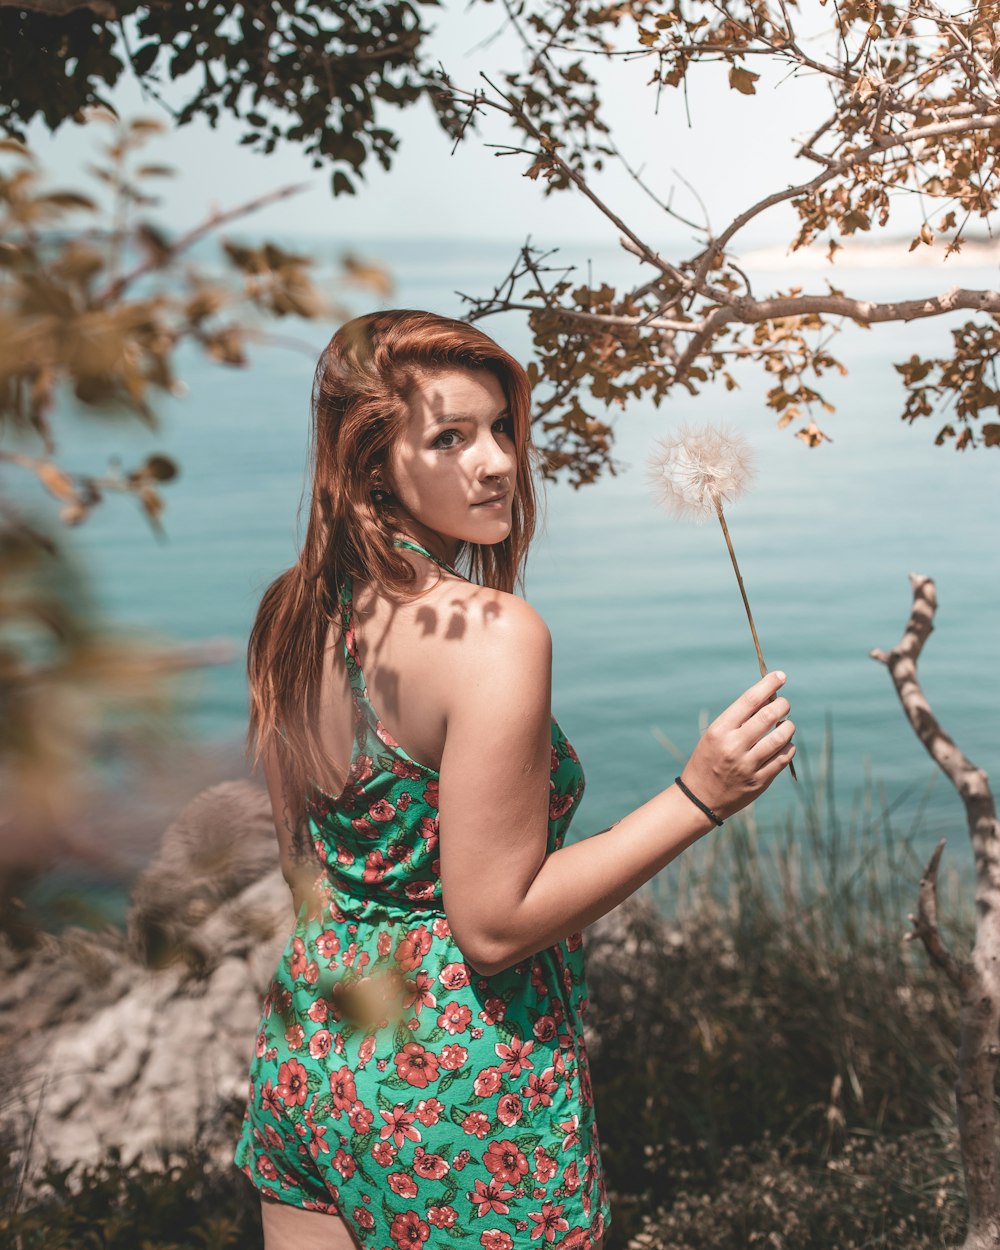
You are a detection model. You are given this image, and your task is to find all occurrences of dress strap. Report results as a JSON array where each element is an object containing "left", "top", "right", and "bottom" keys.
[{"left": 392, "top": 537, "right": 464, "bottom": 579}]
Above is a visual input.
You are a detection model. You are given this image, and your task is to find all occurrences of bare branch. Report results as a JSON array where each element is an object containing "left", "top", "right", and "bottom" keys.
[
  {"left": 906, "top": 838, "right": 966, "bottom": 988},
  {"left": 97, "top": 182, "right": 310, "bottom": 303}
]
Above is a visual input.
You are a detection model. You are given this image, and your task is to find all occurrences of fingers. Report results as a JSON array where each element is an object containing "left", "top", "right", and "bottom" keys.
[
  {"left": 746, "top": 716, "right": 796, "bottom": 774},
  {"left": 756, "top": 736, "right": 797, "bottom": 790},
  {"left": 740, "top": 694, "right": 792, "bottom": 746},
  {"left": 717, "top": 670, "right": 787, "bottom": 730}
]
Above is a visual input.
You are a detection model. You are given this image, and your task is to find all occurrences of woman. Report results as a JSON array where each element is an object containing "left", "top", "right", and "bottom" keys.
[{"left": 234, "top": 310, "right": 795, "bottom": 1250}]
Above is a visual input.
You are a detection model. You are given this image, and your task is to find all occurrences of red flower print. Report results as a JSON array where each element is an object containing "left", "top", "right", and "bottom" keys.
[
  {"left": 440, "top": 1043, "right": 469, "bottom": 1071},
  {"left": 303, "top": 959, "right": 319, "bottom": 984},
  {"left": 526, "top": 1068, "right": 558, "bottom": 1110},
  {"left": 496, "top": 1093, "right": 523, "bottom": 1127},
  {"left": 288, "top": 937, "right": 307, "bottom": 979},
  {"left": 403, "top": 970, "right": 437, "bottom": 1015},
  {"left": 473, "top": 1066, "right": 502, "bottom": 1096},
  {"left": 331, "top": 1147, "right": 355, "bottom": 1178},
  {"left": 379, "top": 1104, "right": 421, "bottom": 1147},
  {"left": 428, "top": 1206, "right": 459, "bottom": 1228},
  {"left": 438, "top": 1001, "right": 472, "bottom": 1035},
  {"left": 254, "top": 1028, "right": 267, "bottom": 1058},
  {"left": 357, "top": 1035, "right": 376, "bottom": 1067},
  {"left": 391, "top": 758, "right": 423, "bottom": 780},
  {"left": 395, "top": 925, "right": 432, "bottom": 971},
  {"left": 414, "top": 1097, "right": 445, "bottom": 1126},
  {"left": 395, "top": 1042, "right": 440, "bottom": 1088},
  {"left": 559, "top": 1116, "right": 580, "bottom": 1150},
  {"left": 388, "top": 1172, "right": 419, "bottom": 1198},
  {"left": 467, "top": 1177, "right": 517, "bottom": 1217},
  {"left": 563, "top": 1160, "right": 581, "bottom": 1194},
  {"left": 484, "top": 1140, "right": 530, "bottom": 1186},
  {"left": 377, "top": 929, "right": 392, "bottom": 957},
  {"left": 550, "top": 745, "right": 559, "bottom": 772},
  {"left": 431, "top": 917, "right": 451, "bottom": 939},
  {"left": 369, "top": 798, "right": 396, "bottom": 822},
  {"left": 439, "top": 962, "right": 470, "bottom": 990},
  {"left": 424, "top": 778, "right": 439, "bottom": 807},
  {"left": 315, "top": 930, "right": 340, "bottom": 961},
  {"left": 528, "top": 1201, "right": 569, "bottom": 1243},
  {"left": 275, "top": 1059, "right": 308, "bottom": 1107},
  {"left": 306, "top": 999, "right": 329, "bottom": 1024},
  {"left": 481, "top": 1232, "right": 514, "bottom": 1250},
  {"left": 549, "top": 792, "right": 574, "bottom": 820},
  {"left": 371, "top": 1140, "right": 397, "bottom": 1167},
  {"left": 354, "top": 754, "right": 374, "bottom": 783},
  {"left": 566, "top": 930, "right": 583, "bottom": 952},
  {"left": 328, "top": 1066, "right": 357, "bottom": 1111},
  {"left": 532, "top": 1014, "right": 557, "bottom": 1042},
  {"left": 390, "top": 1210, "right": 430, "bottom": 1248},
  {"left": 347, "top": 1101, "right": 373, "bottom": 1132},
  {"left": 264, "top": 1124, "right": 284, "bottom": 1151},
  {"left": 260, "top": 1079, "right": 282, "bottom": 1118},
  {"left": 352, "top": 818, "right": 377, "bottom": 838},
  {"left": 354, "top": 1207, "right": 376, "bottom": 1231},
  {"left": 460, "top": 1109, "right": 490, "bottom": 1138},
  {"left": 363, "top": 850, "right": 391, "bottom": 882},
  {"left": 255, "top": 1154, "right": 278, "bottom": 1181},
  {"left": 397, "top": 792, "right": 412, "bottom": 811},
  {"left": 404, "top": 879, "right": 437, "bottom": 902},
  {"left": 417, "top": 815, "right": 438, "bottom": 839},
  {"left": 495, "top": 1036, "right": 534, "bottom": 1077},
  {"left": 307, "top": 1121, "right": 329, "bottom": 1159},
  {"left": 308, "top": 1030, "right": 332, "bottom": 1060},
  {"left": 413, "top": 1149, "right": 450, "bottom": 1180},
  {"left": 478, "top": 996, "right": 506, "bottom": 1025},
  {"left": 533, "top": 1147, "right": 558, "bottom": 1182}
]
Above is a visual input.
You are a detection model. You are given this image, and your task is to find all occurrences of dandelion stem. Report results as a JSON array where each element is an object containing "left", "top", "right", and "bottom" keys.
[{"left": 712, "top": 491, "right": 798, "bottom": 783}]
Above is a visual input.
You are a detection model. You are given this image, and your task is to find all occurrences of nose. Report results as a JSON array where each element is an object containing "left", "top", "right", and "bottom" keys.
[{"left": 477, "top": 429, "right": 515, "bottom": 483}]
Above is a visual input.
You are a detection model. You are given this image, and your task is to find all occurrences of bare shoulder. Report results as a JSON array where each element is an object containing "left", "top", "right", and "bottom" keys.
[{"left": 432, "top": 579, "right": 551, "bottom": 660}]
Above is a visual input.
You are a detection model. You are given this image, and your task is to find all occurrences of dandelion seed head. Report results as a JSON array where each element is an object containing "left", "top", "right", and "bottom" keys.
[{"left": 647, "top": 423, "right": 756, "bottom": 522}]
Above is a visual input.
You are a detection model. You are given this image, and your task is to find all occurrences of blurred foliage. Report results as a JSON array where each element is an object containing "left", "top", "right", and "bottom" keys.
[
  {"left": 0, "top": 0, "right": 464, "bottom": 198},
  {"left": 584, "top": 763, "right": 971, "bottom": 1245},
  {"left": 0, "top": 113, "right": 391, "bottom": 906},
  {"left": 0, "top": 1135, "right": 262, "bottom": 1250},
  {"left": 451, "top": 1, "right": 1000, "bottom": 483}
]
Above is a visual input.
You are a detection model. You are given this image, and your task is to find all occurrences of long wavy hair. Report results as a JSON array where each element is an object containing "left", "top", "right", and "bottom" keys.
[{"left": 246, "top": 309, "right": 538, "bottom": 855}]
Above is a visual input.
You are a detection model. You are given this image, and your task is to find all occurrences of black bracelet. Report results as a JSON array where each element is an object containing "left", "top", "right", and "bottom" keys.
[{"left": 674, "top": 776, "right": 724, "bottom": 827}]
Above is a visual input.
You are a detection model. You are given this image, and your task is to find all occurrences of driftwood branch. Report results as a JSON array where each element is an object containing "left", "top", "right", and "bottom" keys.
[{"left": 872, "top": 574, "right": 1000, "bottom": 1250}]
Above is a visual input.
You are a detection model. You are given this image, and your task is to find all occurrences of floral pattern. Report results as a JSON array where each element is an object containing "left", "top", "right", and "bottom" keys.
[{"left": 235, "top": 555, "right": 609, "bottom": 1248}]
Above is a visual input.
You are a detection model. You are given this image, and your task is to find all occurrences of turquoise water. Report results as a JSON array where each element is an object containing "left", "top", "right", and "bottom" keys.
[{"left": 11, "top": 236, "right": 999, "bottom": 895}]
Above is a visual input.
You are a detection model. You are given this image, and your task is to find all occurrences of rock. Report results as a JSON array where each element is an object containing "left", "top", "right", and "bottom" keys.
[{"left": 1, "top": 778, "right": 295, "bottom": 1186}]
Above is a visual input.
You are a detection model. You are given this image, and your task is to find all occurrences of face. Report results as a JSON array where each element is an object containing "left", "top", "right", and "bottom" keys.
[{"left": 386, "top": 368, "right": 517, "bottom": 563}]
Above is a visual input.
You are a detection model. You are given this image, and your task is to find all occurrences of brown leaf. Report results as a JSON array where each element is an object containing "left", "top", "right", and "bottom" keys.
[
  {"left": 36, "top": 462, "right": 79, "bottom": 503},
  {"left": 729, "top": 66, "right": 759, "bottom": 95}
]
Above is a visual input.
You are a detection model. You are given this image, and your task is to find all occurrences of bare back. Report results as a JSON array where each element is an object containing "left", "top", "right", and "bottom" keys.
[{"left": 312, "top": 555, "right": 516, "bottom": 790}]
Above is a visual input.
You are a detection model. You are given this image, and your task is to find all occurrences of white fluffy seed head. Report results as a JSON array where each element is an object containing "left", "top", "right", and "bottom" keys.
[{"left": 647, "top": 423, "right": 756, "bottom": 522}]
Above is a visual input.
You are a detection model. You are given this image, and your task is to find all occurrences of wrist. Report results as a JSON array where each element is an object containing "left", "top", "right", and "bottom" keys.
[{"left": 674, "top": 775, "right": 725, "bottom": 828}]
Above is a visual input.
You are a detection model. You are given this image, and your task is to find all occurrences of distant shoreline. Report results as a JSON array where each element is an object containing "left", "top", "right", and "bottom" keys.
[{"left": 739, "top": 233, "right": 1000, "bottom": 270}]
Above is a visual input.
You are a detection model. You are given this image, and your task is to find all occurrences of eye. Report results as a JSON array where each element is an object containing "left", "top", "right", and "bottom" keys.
[
  {"left": 493, "top": 416, "right": 514, "bottom": 437},
  {"left": 431, "top": 429, "right": 462, "bottom": 450}
]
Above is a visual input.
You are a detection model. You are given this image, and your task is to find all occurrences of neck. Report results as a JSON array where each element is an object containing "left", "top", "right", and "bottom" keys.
[{"left": 393, "top": 522, "right": 458, "bottom": 567}]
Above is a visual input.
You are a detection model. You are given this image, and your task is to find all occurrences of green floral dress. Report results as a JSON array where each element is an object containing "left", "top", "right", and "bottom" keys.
[{"left": 234, "top": 541, "right": 610, "bottom": 1249}]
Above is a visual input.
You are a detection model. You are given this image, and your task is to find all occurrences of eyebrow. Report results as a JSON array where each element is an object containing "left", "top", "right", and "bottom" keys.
[{"left": 430, "top": 410, "right": 511, "bottom": 427}]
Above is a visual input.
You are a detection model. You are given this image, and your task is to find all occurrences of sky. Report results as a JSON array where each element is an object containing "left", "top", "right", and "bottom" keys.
[{"left": 16, "top": 1, "right": 939, "bottom": 253}]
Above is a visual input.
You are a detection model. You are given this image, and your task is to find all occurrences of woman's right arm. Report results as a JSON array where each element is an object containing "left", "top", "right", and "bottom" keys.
[{"left": 437, "top": 596, "right": 795, "bottom": 976}]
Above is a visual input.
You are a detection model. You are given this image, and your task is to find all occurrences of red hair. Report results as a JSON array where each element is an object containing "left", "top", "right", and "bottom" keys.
[{"left": 246, "top": 310, "right": 538, "bottom": 846}]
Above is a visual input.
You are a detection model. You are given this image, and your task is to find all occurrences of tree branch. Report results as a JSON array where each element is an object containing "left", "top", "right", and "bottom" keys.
[{"left": 872, "top": 574, "right": 1000, "bottom": 1247}]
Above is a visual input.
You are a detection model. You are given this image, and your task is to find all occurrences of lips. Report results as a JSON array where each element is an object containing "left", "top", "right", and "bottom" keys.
[{"left": 472, "top": 492, "right": 509, "bottom": 506}]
